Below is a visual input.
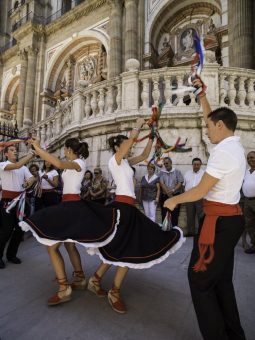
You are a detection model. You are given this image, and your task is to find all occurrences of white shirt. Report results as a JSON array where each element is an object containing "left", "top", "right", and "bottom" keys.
[
  {"left": 108, "top": 155, "right": 135, "bottom": 198},
  {"left": 205, "top": 136, "right": 246, "bottom": 204},
  {"left": 0, "top": 161, "right": 33, "bottom": 192},
  {"left": 184, "top": 169, "right": 204, "bottom": 191},
  {"left": 40, "top": 169, "right": 59, "bottom": 189},
  {"left": 242, "top": 169, "right": 255, "bottom": 197},
  {"left": 62, "top": 159, "right": 86, "bottom": 194}
]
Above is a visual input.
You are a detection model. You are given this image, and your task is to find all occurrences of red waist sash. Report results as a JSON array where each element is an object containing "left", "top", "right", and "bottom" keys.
[
  {"left": 2, "top": 190, "right": 22, "bottom": 199},
  {"left": 194, "top": 199, "right": 242, "bottom": 273},
  {"left": 62, "top": 194, "right": 81, "bottom": 202},
  {"left": 115, "top": 195, "right": 136, "bottom": 206},
  {"left": 42, "top": 189, "right": 56, "bottom": 193}
]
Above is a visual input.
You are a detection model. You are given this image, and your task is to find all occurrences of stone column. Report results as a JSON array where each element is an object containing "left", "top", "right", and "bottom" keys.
[
  {"left": 108, "top": 0, "right": 123, "bottom": 78},
  {"left": 137, "top": 0, "right": 145, "bottom": 69},
  {"left": 23, "top": 46, "right": 38, "bottom": 127},
  {"left": 124, "top": 0, "right": 138, "bottom": 63},
  {"left": 228, "top": 0, "right": 254, "bottom": 69},
  {"left": 16, "top": 49, "right": 28, "bottom": 128}
]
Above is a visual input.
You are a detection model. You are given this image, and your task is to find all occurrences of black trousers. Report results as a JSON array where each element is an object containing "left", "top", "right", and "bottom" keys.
[
  {"left": 0, "top": 200, "right": 25, "bottom": 259},
  {"left": 188, "top": 215, "right": 246, "bottom": 340},
  {"left": 160, "top": 193, "right": 180, "bottom": 226}
]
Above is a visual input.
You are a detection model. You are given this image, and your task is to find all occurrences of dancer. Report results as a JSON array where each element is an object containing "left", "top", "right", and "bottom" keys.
[
  {"left": 38, "top": 161, "right": 60, "bottom": 208},
  {"left": 0, "top": 145, "right": 35, "bottom": 269},
  {"left": 164, "top": 78, "right": 246, "bottom": 340},
  {"left": 20, "top": 138, "right": 120, "bottom": 306},
  {"left": 87, "top": 118, "right": 185, "bottom": 314}
]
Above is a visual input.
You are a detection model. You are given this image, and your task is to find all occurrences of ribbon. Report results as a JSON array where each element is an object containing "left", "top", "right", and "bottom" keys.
[
  {"left": 6, "top": 191, "right": 27, "bottom": 221},
  {"left": 160, "top": 211, "right": 173, "bottom": 231}
]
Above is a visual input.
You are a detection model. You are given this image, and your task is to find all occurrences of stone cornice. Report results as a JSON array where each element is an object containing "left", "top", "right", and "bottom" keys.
[
  {"left": 13, "top": 21, "right": 45, "bottom": 41},
  {"left": 1, "top": 45, "right": 19, "bottom": 63},
  {"left": 45, "top": 0, "right": 107, "bottom": 36}
]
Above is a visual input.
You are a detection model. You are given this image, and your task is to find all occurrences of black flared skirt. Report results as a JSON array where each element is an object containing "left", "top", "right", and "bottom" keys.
[
  {"left": 19, "top": 200, "right": 120, "bottom": 248},
  {"left": 88, "top": 201, "right": 185, "bottom": 269}
]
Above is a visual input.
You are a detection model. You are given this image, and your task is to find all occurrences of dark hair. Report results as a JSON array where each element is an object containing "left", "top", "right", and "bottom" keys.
[
  {"left": 65, "top": 138, "right": 89, "bottom": 159},
  {"left": 108, "top": 135, "right": 128, "bottom": 153},
  {"left": 207, "top": 107, "right": 237, "bottom": 131},
  {"left": 4, "top": 145, "right": 16, "bottom": 154},
  {"left": 29, "top": 164, "right": 39, "bottom": 171},
  {"left": 163, "top": 157, "right": 172, "bottom": 163},
  {"left": 192, "top": 157, "right": 202, "bottom": 164},
  {"left": 85, "top": 170, "right": 93, "bottom": 180},
  {"left": 42, "top": 161, "right": 54, "bottom": 171}
]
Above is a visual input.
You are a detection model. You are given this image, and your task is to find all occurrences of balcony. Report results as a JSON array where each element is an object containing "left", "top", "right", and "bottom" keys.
[
  {"left": 12, "top": 11, "right": 44, "bottom": 32},
  {"left": 11, "top": 1, "right": 87, "bottom": 32},
  {"left": 31, "top": 65, "right": 255, "bottom": 148}
]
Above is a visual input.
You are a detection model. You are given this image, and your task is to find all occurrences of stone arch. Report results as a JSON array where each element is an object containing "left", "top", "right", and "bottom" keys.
[
  {"left": 44, "top": 31, "right": 109, "bottom": 93},
  {"left": 1, "top": 75, "right": 19, "bottom": 111},
  {"left": 145, "top": 0, "right": 221, "bottom": 56}
]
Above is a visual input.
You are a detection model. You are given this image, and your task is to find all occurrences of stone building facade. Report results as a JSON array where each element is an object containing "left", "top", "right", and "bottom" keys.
[{"left": 0, "top": 0, "right": 255, "bottom": 227}]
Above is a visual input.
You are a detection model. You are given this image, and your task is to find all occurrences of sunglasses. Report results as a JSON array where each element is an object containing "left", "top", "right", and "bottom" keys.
[{"left": 94, "top": 172, "right": 100, "bottom": 174}]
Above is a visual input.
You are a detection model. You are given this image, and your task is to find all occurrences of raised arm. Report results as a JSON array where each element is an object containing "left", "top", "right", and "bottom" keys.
[
  {"left": 128, "top": 138, "right": 153, "bottom": 166},
  {"left": 28, "top": 140, "right": 81, "bottom": 171},
  {"left": 192, "top": 78, "right": 212, "bottom": 122},
  {"left": 115, "top": 118, "right": 146, "bottom": 165},
  {"left": 4, "top": 152, "right": 34, "bottom": 170}
]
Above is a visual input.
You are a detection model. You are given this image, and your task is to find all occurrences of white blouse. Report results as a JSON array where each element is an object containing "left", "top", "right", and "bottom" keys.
[
  {"left": 62, "top": 159, "right": 86, "bottom": 195},
  {"left": 108, "top": 155, "right": 135, "bottom": 198},
  {"left": 40, "top": 169, "right": 59, "bottom": 189}
]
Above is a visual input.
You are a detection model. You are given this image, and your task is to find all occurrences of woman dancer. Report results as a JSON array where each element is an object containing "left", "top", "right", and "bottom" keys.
[
  {"left": 39, "top": 161, "right": 60, "bottom": 208},
  {"left": 20, "top": 138, "right": 119, "bottom": 306},
  {"left": 87, "top": 118, "right": 185, "bottom": 314}
]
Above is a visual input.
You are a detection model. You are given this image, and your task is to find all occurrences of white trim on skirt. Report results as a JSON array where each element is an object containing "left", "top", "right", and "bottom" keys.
[
  {"left": 19, "top": 209, "right": 120, "bottom": 248},
  {"left": 87, "top": 226, "right": 186, "bottom": 269}
]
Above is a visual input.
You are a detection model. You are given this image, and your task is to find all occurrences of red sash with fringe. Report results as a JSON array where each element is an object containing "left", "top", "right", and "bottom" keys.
[{"left": 194, "top": 199, "right": 242, "bottom": 272}]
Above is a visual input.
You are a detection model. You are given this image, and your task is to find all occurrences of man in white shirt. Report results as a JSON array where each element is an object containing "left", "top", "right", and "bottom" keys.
[
  {"left": 0, "top": 145, "right": 35, "bottom": 269},
  {"left": 184, "top": 158, "right": 204, "bottom": 236},
  {"left": 242, "top": 151, "right": 255, "bottom": 254},
  {"left": 164, "top": 78, "right": 246, "bottom": 340}
]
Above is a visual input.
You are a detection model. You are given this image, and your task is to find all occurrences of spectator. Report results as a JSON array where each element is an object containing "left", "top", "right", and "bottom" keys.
[
  {"left": 140, "top": 163, "right": 160, "bottom": 222},
  {"left": 89, "top": 167, "right": 108, "bottom": 204},
  {"left": 80, "top": 170, "right": 93, "bottom": 200},
  {"left": 184, "top": 158, "right": 204, "bottom": 236},
  {"left": 159, "top": 157, "right": 184, "bottom": 226},
  {"left": 27, "top": 164, "right": 41, "bottom": 215},
  {"left": 242, "top": 151, "right": 255, "bottom": 254}
]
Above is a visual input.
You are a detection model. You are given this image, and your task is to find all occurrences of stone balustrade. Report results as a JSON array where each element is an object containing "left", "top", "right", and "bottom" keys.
[{"left": 31, "top": 64, "right": 255, "bottom": 148}]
